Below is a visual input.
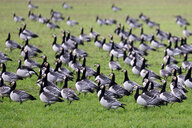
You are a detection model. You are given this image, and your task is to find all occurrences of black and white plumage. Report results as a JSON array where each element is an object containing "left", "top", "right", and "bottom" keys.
[
  {"left": 163, "top": 51, "right": 178, "bottom": 64},
  {"left": 139, "top": 38, "right": 155, "bottom": 52},
  {"left": 0, "top": 78, "right": 11, "bottom": 99},
  {"left": 110, "top": 42, "right": 124, "bottom": 59},
  {"left": 156, "top": 28, "right": 169, "bottom": 41},
  {"left": 5, "top": 33, "right": 21, "bottom": 51},
  {"left": 62, "top": 2, "right": 72, "bottom": 9},
  {"left": 182, "top": 54, "right": 192, "bottom": 70},
  {"left": 46, "top": 19, "right": 60, "bottom": 29},
  {"left": 159, "top": 63, "right": 171, "bottom": 78},
  {"left": 20, "top": 46, "right": 37, "bottom": 58},
  {"left": 0, "top": 63, "right": 23, "bottom": 82},
  {"left": 183, "top": 27, "right": 192, "bottom": 37},
  {"left": 73, "top": 43, "right": 88, "bottom": 58},
  {"left": 139, "top": 13, "right": 148, "bottom": 22},
  {"left": 69, "top": 55, "right": 82, "bottom": 71},
  {"left": 79, "top": 27, "right": 91, "bottom": 42},
  {"left": 22, "top": 24, "right": 38, "bottom": 38},
  {"left": 94, "top": 35, "right": 104, "bottom": 49},
  {"left": 90, "top": 27, "right": 99, "bottom": 38},
  {"left": 131, "top": 57, "right": 142, "bottom": 75},
  {"left": 16, "top": 60, "right": 38, "bottom": 78},
  {"left": 51, "top": 15, "right": 64, "bottom": 22},
  {"left": 82, "top": 57, "right": 96, "bottom": 77},
  {"left": 109, "top": 54, "right": 121, "bottom": 71},
  {"left": 67, "top": 16, "right": 79, "bottom": 26},
  {"left": 24, "top": 51, "right": 41, "bottom": 68},
  {"left": 28, "top": 0, "right": 38, "bottom": 9},
  {"left": 96, "top": 16, "right": 106, "bottom": 26},
  {"left": 94, "top": 64, "right": 111, "bottom": 86},
  {"left": 0, "top": 53, "right": 12, "bottom": 64},
  {"left": 10, "top": 81, "right": 36, "bottom": 104},
  {"left": 165, "top": 56, "right": 179, "bottom": 72},
  {"left": 111, "top": 4, "right": 121, "bottom": 12},
  {"left": 145, "top": 18, "right": 159, "bottom": 28},
  {"left": 50, "top": 9, "right": 62, "bottom": 18},
  {"left": 99, "top": 85, "right": 126, "bottom": 110},
  {"left": 52, "top": 34, "right": 62, "bottom": 53},
  {"left": 24, "top": 39, "right": 42, "bottom": 54},
  {"left": 38, "top": 14, "right": 48, "bottom": 24},
  {"left": 28, "top": 11, "right": 39, "bottom": 21},
  {"left": 184, "top": 67, "right": 192, "bottom": 89},
  {"left": 150, "top": 35, "right": 166, "bottom": 49},
  {"left": 13, "top": 13, "right": 25, "bottom": 22},
  {"left": 140, "top": 28, "right": 153, "bottom": 42},
  {"left": 61, "top": 77, "right": 79, "bottom": 104}
]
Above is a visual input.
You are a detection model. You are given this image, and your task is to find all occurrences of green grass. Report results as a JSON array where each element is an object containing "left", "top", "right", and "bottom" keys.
[{"left": 1, "top": 0, "right": 192, "bottom": 127}]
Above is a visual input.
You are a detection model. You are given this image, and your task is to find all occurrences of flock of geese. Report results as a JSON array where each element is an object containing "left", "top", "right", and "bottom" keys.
[{"left": 1, "top": 0, "right": 192, "bottom": 110}]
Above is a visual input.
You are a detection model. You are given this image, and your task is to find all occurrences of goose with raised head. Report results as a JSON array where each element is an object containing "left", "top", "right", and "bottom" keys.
[
  {"left": 38, "top": 14, "right": 48, "bottom": 24},
  {"left": 28, "top": 11, "right": 39, "bottom": 21},
  {"left": 111, "top": 4, "right": 121, "bottom": 12},
  {"left": 182, "top": 54, "right": 192, "bottom": 70},
  {"left": 52, "top": 34, "right": 62, "bottom": 53},
  {"left": 69, "top": 55, "right": 82, "bottom": 71},
  {"left": 184, "top": 67, "right": 192, "bottom": 89},
  {"left": 145, "top": 18, "right": 159, "bottom": 28},
  {"left": 163, "top": 50, "right": 178, "bottom": 64},
  {"left": 109, "top": 54, "right": 121, "bottom": 71},
  {"left": 22, "top": 24, "right": 38, "bottom": 38},
  {"left": 139, "top": 38, "right": 155, "bottom": 52},
  {"left": 82, "top": 57, "right": 96, "bottom": 77},
  {"left": 150, "top": 35, "right": 166, "bottom": 49},
  {"left": 94, "top": 35, "right": 104, "bottom": 49},
  {"left": 160, "top": 63, "right": 171, "bottom": 78},
  {"left": 24, "top": 39, "right": 42, "bottom": 53},
  {"left": 46, "top": 19, "right": 60, "bottom": 29},
  {"left": 79, "top": 27, "right": 91, "bottom": 42},
  {"left": 156, "top": 28, "right": 169, "bottom": 41},
  {"left": 165, "top": 56, "right": 179, "bottom": 72},
  {"left": 183, "top": 26, "right": 192, "bottom": 37},
  {"left": 50, "top": 9, "right": 62, "bottom": 18},
  {"left": 13, "top": 13, "right": 25, "bottom": 22},
  {"left": 28, "top": 0, "right": 38, "bottom": 9},
  {"left": 73, "top": 42, "right": 88, "bottom": 58},
  {"left": 67, "top": 16, "right": 79, "bottom": 26},
  {"left": 24, "top": 51, "right": 41, "bottom": 68},
  {"left": 90, "top": 27, "right": 99, "bottom": 38},
  {"left": 62, "top": 2, "right": 72, "bottom": 9},
  {"left": 0, "top": 78, "right": 11, "bottom": 99}
]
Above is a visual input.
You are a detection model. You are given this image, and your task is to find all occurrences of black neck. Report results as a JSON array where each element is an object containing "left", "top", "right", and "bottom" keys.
[
  {"left": 124, "top": 70, "right": 129, "bottom": 82},
  {"left": 185, "top": 67, "right": 191, "bottom": 80},
  {"left": 63, "top": 77, "right": 68, "bottom": 89},
  {"left": 24, "top": 51, "right": 29, "bottom": 60},
  {"left": 2, "top": 64, "right": 6, "bottom": 73},
  {"left": 160, "top": 82, "right": 166, "bottom": 93},
  {"left": 82, "top": 58, "right": 86, "bottom": 67},
  {"left": 184, "top": 54, "right": 188, "bottom": 61},
  {"left": 134, "top": 87, "right": 139, "bottom": 101},
  {"left": 81, "top": 28, "right": 84, "bottom": 34},
  {"left": 52, "top": 36, "right": 57, "bottom": 45},
  {"left": 76, "top": 69, "right": 81, "bottom": 82},
  {"left": 110, "top": 55, "right": 114, "bottom": 61},
  {"left": 142, "top": 81, "right": 149, "bottom": 93},
  {"left": 123, "top": 51, "right": 127, "bottom": 61},
  {"left": 10, "top": 82, "right": 16, "bottom": 91},
  {"left": 6, "top": 33, "right": 11, "bottom": 41},
  {"left": 99, "top": 86, "right": 105, "bottom": 101},
  {"left": 96, "top": 65, "right": 100, "bottom": 77},
  {"left": 81, "top": 68, "right": 86, "bottom": 80}
]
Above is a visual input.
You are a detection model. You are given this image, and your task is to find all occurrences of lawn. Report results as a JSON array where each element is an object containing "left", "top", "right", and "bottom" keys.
[{"left": 0, "top": 0, "right": 192, "bottom": 127}]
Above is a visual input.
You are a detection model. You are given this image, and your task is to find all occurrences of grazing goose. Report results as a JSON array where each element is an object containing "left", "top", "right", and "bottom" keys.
[
  {"left": 73, "top": 42, "right": 88, "bottom": 58},
  {"left": 109, "top": 54, "right": 121, "bottom": 71},
  {"left": 90, "top": 27, "right": 99, "bottom": 38},
  {"left": 160, "top": 80, "right": 182, "bottom": 103},
  {"left": 66, "top": 31, "right": 84, "bottom": 45},
  {"left": 122, "top": 69, "right": 142, "bottom": 92},
  {"left": 142, "top": 72, "right": 162, "bottom": 88},
  {"left": 39, "top": 84, "right": 63, "bottom": 107},
  {"left": 57, "top": 48, "right": 71, "bottom": 65},
  {"left": 0, "top": 53, "right": 12, "bottom": 63},
  {"left": 46, "top": 19, "right": 60, "bottom": 29},
  {"left": 67, "top": 16, "right": 79, "bottom": 26},
  {"left": 10, "top": 81, "right": 36, "bottom": 104},
  {"left": 5, "top": 33, "right": 21, "bottom": 51},
  {"left": 128, "top": 29, "right": 141, "bottom": 42},
  {"left": 182, "top": 54, "right": 192, "bottom": 70},
  {"left": 150, "top": 35, "right": 166, "bottom": 48},
  {"left": 62, "top": 2, "right": 72, "bottom": 9},
  {"left": 105, "top": 18, "right": 117, "bottom": 25},
  {"left": 160, "top": 63, "right": 172, "bottom": 78},
  {"left": 82, "top": 57, "right": 96, "bottom": 77},
  {"left": 28, "top": 0, "right": 38, "bottom": 9},
  {"left": 140, "top": 28, "right": 152, "bottom": 42},
  {"left": 79, "top": 27, "right": 91, "bottom": 42},
  {"left": 38, "top": 14, "right": 48, "bottom": 24},
  {"left": 109, "top": 73, "right": 130, "bottom": 96},
  {"left": 171, "top": 77, "right": 187, "bottom": 100},
  {"left": 24, "top": 39, "right": 42, "bottom": 53},
  {"left": 16, "top": 59, "right": 38, "bottom": 78},
  {"left": 0, "top": 63, "right": 23, "bottom": 82},
  {"left": 28, "top": 11, "right": 39, "bottom": 21},
  {"left": 168, "top": 33, "right": 180, "bottom": 43},
  {"left": 75, "top": 68, "right": 94, "bottom": 94},
  {"left": 0, "top": 78, "right": 11, "bottom": 99},
  {"left": 145, "top": 18, "right": 159, "bottom": 28},
  {"left": 111, "top": 4, "right": 121, "bottom": 12},
  {"left": 13, "top": 13, "right": 25, "bottom": 22},
  {"left": 24, "top": 51, "right": 41, "bottom": 68},
  {"left": 183, "top": 27, "right": 192, "bottom": 37},
  {"left": 184, "top": 67, "right": 192, "bottom": 89},
  {"left": 94, "top": 35, "right": 104, "bottom": 49},
  {"left": 61, "top": 77, "right": 79, "bottom": 104},
  {"left": 94, "top": 64, "right": 111, "bottom": 86},
  {"left": 52, "top": 34, "right": 62, "bottom": 53},
  {"left": 99, "top": 85, "right": 126, "bottom": 110}
]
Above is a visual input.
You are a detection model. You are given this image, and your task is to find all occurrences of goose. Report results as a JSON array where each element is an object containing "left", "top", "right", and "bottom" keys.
[
  {"left": 89, "top": 27, "right": 99, "bottom": 38},
  {"left": 174, "top": 39, "right": 188, "bottom": 54},
  {"left": 52, "top": 34, "right": 62, "bottom": 53},
  {"left": 109, "top": 54, "right": 121, "bottom": 71},
  {"left": 183, "top": 27, "right": 192, "bottom": 37},
  {"left": 0, "top": 78, "right": 11, "bottom": 99},
  {"left": 125, "top": 15, "right": 138, "bottom": 25},
  {"left": 50, "top": 9, "right": 62, "bottom": 18},
  {"left": 168, "top": 33, "right": 180, "bottom": 43},
  {"left": 99, "top": 85, "right": 126, "bottom": 110},
  {"left": 105, "top": 18, "right": 117, "bottom": 25},
  {"left": 0, "top": 53, "right": 12, "bottom": 64},
  {"left": 142, "top": 80, "right": 159, "bottom": 98},
  {"left": 160, "top": 63, "right": 172, "bottom": 78},
  {"left": 123, "top": 50, "right": 132, "bottom": 66},
  {"left": 28, "top": 0, "right": 38, "bottom": 9},
  {"left": 140, "top": 28, "right": 152, "bottom": 42},
  {"left": 96, "top": 79, "right": 121, "bottom": 99},
  {"left": 61, "top": 77, "right": 79, "bottom": 104},
  {"left": 13, "top": 13, "right": 25, "bottom": 22},
  {"left": 62, "top": 2, "right": 72, "bottom": 9},
  {"left": 165, "top": 56, "right": 179, "bottom": 72},
  {"left": 111, "top": 4, "right": 121, "bottom": 12},
  {"left": 173, "top": 68, "right": 185, "bottom": 84},
  {"left": 110, "top": 42, "right": 124, "bottom": 60},
  {"left": 156, "top": 28, "right": 169, "bottom": 41},
  {"left": 184, "top": 67, "right": 192, "bottom": 89},
  {"left": 122, "top": 69, "right": 142, "bottom": 92},
  {"left": 181, "top": 38, "right": 192, "bottom": 52},
  {"left": 142, "top": 73, "right": 162, "bottom": 88},
  {"left": 18, "top": 28, "right": 33, "bottom": 40},
  {"left": 5, "top": 33, "right": 21, "bottom": 51},
  {"left": 182, "top": 54, "right": 192, "bottom": 70},
  {"left": 24, "top": 39, "right": 42, "bottom": 53},
  {"left": 94, "top": 64, "right": 111, "bottom": 86},
  {"left": 134, "top": 86, "right": 165, "bottom": 107},
  {"left": 163, "top": 51, "right": 178, "bottom": 64},
  {"left": 140, "top": 66, "right": 161, "bottom": 80},
  {"left": 171, "top": 77, "right": 187, "bottom": 100},
  {"left": 96, "top": 16, "right": 106, "bottom": 26},
  {"left": 128, "top": 20, "right": 142, "bottom": 29},
  {"left": 69, "top": 55, "right": 82, "bottom": 71},
  {"left": 46, "top": 19, "right": 60, "bottom": 29},
  {"left": 10, "top": 81, "right": 36, "bottom": 104},
  {"left": 57, "top": 48, "right": 71, "bottom": 65},
  {"left": 139, "top": 38, "right": 155, "bottom": 52},
  {"left": 116, "top": 25, "right": 130, "bottom": 38},
  {"left": 139, "top": 13, "right": 148, "bottom": 22},
  {"left": 39, "top": 84, "right": 63, "bottom": 107},
  {"left": 67, "top": 16, "right": 79, "bottom": 26},
  {"left": 132, "top": 57, "right": 142, "bottom": 75},
  {"left": 20, "top": 46, "right": 37, "bottom": 58},
  {"left": 79, "top": 27, "right": 91, "bottom": 42},
  {"left": 22, "top": 24, "right": 38, "bottom": 38},
  {"left": 165, "top": 41, "right": 181, "bottom": 56},
  {"left": 94, "top": 35, "right": 104, "bottom": 49},
  {"left": 81, "top": 57, "right": 96, "bottom": 77},
  {"left": 0, "top": 63, "right": 23, "bottom": 82},
  {"left": 24, "top": 51, "right": 41, "bottom": 68},
  {"left": 61, "top": 31, "right": 75, "bottom": 51},
  {"left": 175, "top": 16, "right": 190, "bottom": 27},
  {"left": 75, "top": 68, "right": 94, "bottom": 94},
  {"left": 126, "top": 42, "right": 147, "bottom": 56},
  {"left": 170, "top": 75, "right": 188, "bottom": 93},
  {"left": 66, "top": 31, "right": 83, "bottom": 45},
  {"left": 17, "top": 59, "right": 38, "bottom": 78},
  {"left": 51, "top": 14, "right": 64, "bottom": 22},
  {"left": 28, "top": 11, "right": 39, "bottom": 21},
  {"left": 73, "top": 42, "right": 88, "bottom": 58},
  {"left": 145, "top": 18, "right": 159, "bottom": 28},
  {"left": 38, "top": 14, "right": 48, "bottom": 24},
  {"left": 102, "top": 39, "right": 112, "bottom": 52},
  {"left": 109, "top": 73, "right": 130, "bottom": 96},
  {"left": 150, "top": 35, "right": 166, "bottom": 48},
  {"left": 128, "top": 28, "right": 141, "bottom": 42},
  {"left": 160, "top": 80, "right": 182, "bottom": 103}
]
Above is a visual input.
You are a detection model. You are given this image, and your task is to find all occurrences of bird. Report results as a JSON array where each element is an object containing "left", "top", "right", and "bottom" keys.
[
  {"left": 79, "top": 27, "right": 91, "bottom": 42},
  {"left": 109, "top": 54, "right": 121, "bottom": 71},
  {"left": 89, "top": 27, "right": 99, "bottom": 38},
  {"left": 38, "top": 14, "right": 48, "bottom": 24},
  {"left": 67, "top": 16, "right": 79, "bottom": 26},
  {"left": 51, "top": 14, "right": 64, "bottom": 22},
  {"left": 94, "top": 35, "right": 104, "bottom": 49},
  {"left": 145, "top": 18, "right": 159, "bottom": 28},
  {"left": 184, "top": 67, "right": 192, "bottom": 89},
  {"left": 111, "top": 4, "right": 121, "bottom": 12},
  {"left": 28, "top": 0, "right": 38, "bottom": 9},
  {"left": 52, "top": 34, "right": 62, "bottom": 53},
  {"left": 10, "top": 81, "right": 36, "bottom": 104},
  {"left": 50, "top": 9, "right": 63, "bottom": 18},
  {"left": 46, "top": 19, "right": 60, "bottom": 29},
  {"left": 0, "top": 53, "right": 12, "bottom": 64},
  {"left": 0, "top": 78, "right": 11, "bottom": 100},
  {"left": 62, "top": 2, "right": 72, "bottom": 9},
  {"left": 81, "top": 57, "right": 96, "bottom": 77},
  {"left": 5, "top": 33, "right": 22, "bottom": 51},
  {"left": 24, "top": 39, "right": 42, "bottom": 54},
  {"left": 13, "top": 13, "right": 25, "bottom": 22},
  {"left": 73, "top": 42, "right": 88, "bottom": 58},
  {"left": 182, "top": 54, "right": 192, "bottom": 70},
  {"left": 28, "top": 11, "right": 39, "bottom": 21},
  {"left": 150, "top": 35, "right": 166, "bottom": 48},
  {"left": 183, "top": 27, "right": 192, "bottom": 37},
  {"left": 159, "top": 63, "right": 172, "bottom": 78},
  {"left": 24, "top": 51, "right": 41, "bottom": 68}
]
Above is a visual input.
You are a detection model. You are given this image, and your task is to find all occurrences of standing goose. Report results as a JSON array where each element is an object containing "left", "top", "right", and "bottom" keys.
[
  {"left": 139, "top": 38, "right": 155, "bottom": 52},
  {"left": 79, "top": 27, "right": 91, "bottom": 42},
  {"left": 24, "top": 51, "right": 41, "bottom": 68},
  {"left": 52, "top": 34, "right": 62, "bottom": 53},
  {"left": 61, "top": 31, "right": 75, "bottom": 51},
  {"left": 0, "top": 63, "right": 23, "bottom": 82},
  {"left": 38, "top": 14, "right": 48, "bottom": 24},
  {"left": 96, "top": 16, "right": 106, "bottom": 26},
  {"left": 61, "top": 77, "right": 79, "bottom": 104},
  {"left": 82, "top": 57, "right": 96, "bottom": 77},
  {"left": 183, "top": 27, "right": 192, "bottom": 37},
  {"left": 51, "top": 14, "right": 64, "bottom": 22},
  {"left": 13, "top": 13, "right": 25, "bottom": 22},
  {"left": 0, "top": 53, "right": 12, "bottom": 64},
  {"left": 90, "top": 27, "right": 99, "bottom": 38},
  {"left": 160, "top": 63, "right": 172, "bottom": 78},
  {"left": 10, "top": 81, "right": 36, "bottom": 104},
  {"left": 123, "top": 50, "right": 132, "bottom": 65},
  {"left": 156, "top": 28, "right": 169, "bottom": 41},
  {"left": 62, "top": 2, "right": 72, "bottom": 9},
  {"left": 182, "top": 54, "right": 192, "bottom": 70},
  {"left": 110, "top": 42, "right": 124, "bottom": 59},
  {"left": 165, "top": 56, "right": 179, "bottom": 72},
  {"left": 57, "top": 48, "right": 71, "bottom": 65},
  {"left": 184, "top": 67, "right": 192, "bottom": 89},
  {"left": 160, "top": 80, "right": 182, "bottom": 103},
  {"left": 132, "top": 57, "right": 142, "bottom": 75},
  {"left": 20, "top": 46, "right": 37, "bottom": 58},
  {"left": 173, "top": 67, "right": 185, "bottom": 84},
  {"left": 122, "top": 69, "right": 142, "bottom": 92},
  {"left": 73, "top": 42, "right": 88, "bottom": 58},
  {"left": 22, "top": 24, "right": 38, "bottom": 38},
  {"left": 94, "top": 35, "right": 104, "bottom": 49},
  {"left": 67, "top": 16, "right": 79, "bottom": 26},
  {"left": 69, "top": 55, "right": 82, "bottom": 71},
  {"left": 109, "top": 54, "right": 121, "bottom": 71},
  {"left": 0, "top": 78, "right": 11, "bottom": 99},
  {"left": 46, "top": 19, "right": 60, "bottom": 29},
  {"left": 39, "top": 84, "right": 63, "bottom": 107},
  {"left": 163, "top": 50, "right": 178, "bottom": 64},
  {"left": 28, "top": 11, "right": 39, "bottom": 21},
  {"left": 111, "top": 4, "right": 121, "bottom": 12},
  {"left": 145, "top": 18, "right": 159, "bottom": 28},
  {"left": 109, "top": 73, "right": 130, "bottom": 96},
  {"left": 24, "top": 39, "right": 42, "bottom": 53},
  {"left": 150, "top": 35, "right": 166, "bottom": 49},
  {"left": 99, "top": 85, "right": 126, "bottom": 110},
  {"left": 140, "top": 28, "right": 152, "bottom": 42},
  {"left": 5, "top": 33, "right": 21, "bottom": 51},
  {"left": 94, "top": 64, "right": 111, "bottom": 86},
  {"left": 139, "top": 13, "right": 148, "bottom": 22},
  {"left": 50, "top": 9, "right": 62, "bottom": 17},
  {"left": 28, "top": 0, "right": 38, "bottom": 9},
  {"left": 102, "top": 38, "right": 112, "bottom": 52}
]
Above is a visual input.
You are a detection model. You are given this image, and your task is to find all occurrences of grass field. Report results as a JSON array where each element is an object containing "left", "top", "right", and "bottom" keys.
[{"left": 1, "top": 0, "right": 192, "bottom": 127}]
